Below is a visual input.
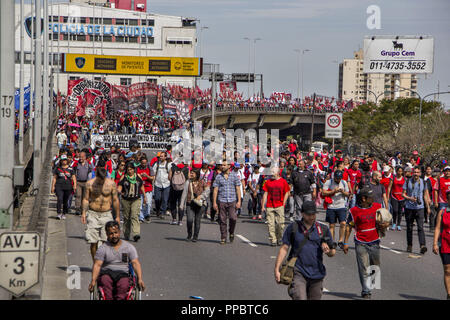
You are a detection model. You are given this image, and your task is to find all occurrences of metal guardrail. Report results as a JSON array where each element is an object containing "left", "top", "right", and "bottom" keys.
[{"left": 191, "top": 106, "right": 348, "bottom": 118}]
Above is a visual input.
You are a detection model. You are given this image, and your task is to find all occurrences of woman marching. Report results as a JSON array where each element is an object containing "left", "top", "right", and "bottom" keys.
[
  {"left": 433, "top": 190, "right": 450, "bottom": 300},
  {"left": 51, "top": 154, "right": 77, "bottom": 220},
  {"left": 186, "top": 170, "right": 206, "bottom": 242}
]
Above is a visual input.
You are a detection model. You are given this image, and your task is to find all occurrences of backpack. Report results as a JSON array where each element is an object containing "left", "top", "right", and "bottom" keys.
[
  {"left": 171, "top": 167, "right": 186, "bottom": 191},
  {"left": 359, "top": 171, "right": 372, "bottom": 190}
]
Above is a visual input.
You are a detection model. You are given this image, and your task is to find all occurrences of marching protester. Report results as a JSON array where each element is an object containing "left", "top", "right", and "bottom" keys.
[
  {"left": 274, "top": 201, "right": 335, "bottom": 300},
  {"left": 51, "top": 155, "right": 77, "bottom": 220},
  {"left": 434, "top": 166, "right": 450, "bottom": 211},
  {"left": 343, "top": 187, "right": 389, "bottom": 299},
  {"left": 388, "top": 166, "right": 406, "bottom": 231},
  {"left": 288, "top": 160, "right": 317, "bottom": 220},
  {"left": 402, "top": 167, "right": 431, "bottom": 254},
  {"left": 212, "top": 161, "right": 242, "bottom": 244},
  {"left": 186, "top": 170, "right": 207, "bottom": 242},
  {"left": 152, "top": 152, "right": 171, "bottom": 219},
  {"left": 73, "top": 151, "right": 93, "bottom": 215},
  {"left": 117, "top": 163, "right": 147, "bottom": 242},
  {"left": 432, "top": 190, "right": 450, "bottom": 300},
  {"left": 321, "top": 170, "right": 350, "bottom": 249},
  {"left": 137, "top": 156, "right": 154, "bottom": 224},
  {"left": 81, "top": 161, "right": 120, "bottom": 262},
  {"left": 261, "top": 166, "right": 291, "bottom": 246}
]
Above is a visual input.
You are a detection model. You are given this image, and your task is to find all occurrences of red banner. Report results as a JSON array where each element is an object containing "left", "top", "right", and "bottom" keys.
[{"left": 67, "top": 79, "right": 111, "bottom": 119}]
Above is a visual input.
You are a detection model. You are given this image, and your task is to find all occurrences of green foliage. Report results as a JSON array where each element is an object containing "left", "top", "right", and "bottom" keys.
[{"left": 343, "top": 98, "right": 447, "bottom": 165}]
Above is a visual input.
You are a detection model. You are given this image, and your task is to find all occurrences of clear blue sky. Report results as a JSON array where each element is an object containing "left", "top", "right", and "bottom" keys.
[{"left": 148, "top": 0, "right": 450, "bottom": 106}]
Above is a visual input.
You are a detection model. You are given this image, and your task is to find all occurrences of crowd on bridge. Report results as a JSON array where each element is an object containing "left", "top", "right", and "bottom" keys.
[{"left": 51, "top": 107, "right": 450, "bottom": 300}]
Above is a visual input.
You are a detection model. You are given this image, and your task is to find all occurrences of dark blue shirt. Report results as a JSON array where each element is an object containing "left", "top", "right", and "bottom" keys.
[{"left": 282, "top": 220, "right": 333, "bottom": 280}]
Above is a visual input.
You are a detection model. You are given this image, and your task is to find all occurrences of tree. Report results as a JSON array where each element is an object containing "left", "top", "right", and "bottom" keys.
[{"left": 343, "top": 98, "right": 448, "bottom": 166}]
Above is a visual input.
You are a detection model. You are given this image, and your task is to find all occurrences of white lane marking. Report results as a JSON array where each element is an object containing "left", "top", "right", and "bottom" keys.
[
  {"left": 380, "top": 245, "right": 402, "bottom": 254},
  {"left": 236, "top": 234, "right": 258, "bottom": 247}
]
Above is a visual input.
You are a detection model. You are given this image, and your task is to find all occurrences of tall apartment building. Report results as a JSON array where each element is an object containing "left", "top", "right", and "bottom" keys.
[{"left": 338, "top": 49, "right": 418, "bottom": 103}]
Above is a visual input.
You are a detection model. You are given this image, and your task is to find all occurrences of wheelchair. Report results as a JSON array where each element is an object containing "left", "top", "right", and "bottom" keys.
[{"left": 90, "top": 263, "right": 142, "bottom": 300}]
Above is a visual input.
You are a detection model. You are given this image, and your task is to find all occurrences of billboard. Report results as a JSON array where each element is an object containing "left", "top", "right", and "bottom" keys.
[
  {"left": 363, "top": 36, "right": 434, "bottom": 74},
  {"left": 63, "top": 54, "right": 202, "bottom": 77}
]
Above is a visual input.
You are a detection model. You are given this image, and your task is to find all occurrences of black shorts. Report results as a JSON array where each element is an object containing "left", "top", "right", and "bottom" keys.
[{"left": 440, "top": 252, "right": 450, "bottom": 265}]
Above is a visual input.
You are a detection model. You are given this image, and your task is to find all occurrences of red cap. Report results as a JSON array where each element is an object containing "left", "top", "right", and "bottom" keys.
[{"left": 412, "top": 150, "right": 419, "bottom": 155}]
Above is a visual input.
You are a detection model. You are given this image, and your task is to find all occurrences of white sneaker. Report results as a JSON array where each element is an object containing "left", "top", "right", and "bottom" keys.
[
  {"left": 57, "top": 214, "right": 63, "bottom": 220},
  {"left": 289, "top": 217, "right": 294, "bottom": 222},
  {"left": 61, "top": 214, "right": 66, "bottom": 220}
]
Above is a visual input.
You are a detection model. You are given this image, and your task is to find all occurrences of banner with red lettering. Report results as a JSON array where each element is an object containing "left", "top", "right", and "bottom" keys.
[{"left": 67, "top": 79, "right": 111, "bottom": 118}]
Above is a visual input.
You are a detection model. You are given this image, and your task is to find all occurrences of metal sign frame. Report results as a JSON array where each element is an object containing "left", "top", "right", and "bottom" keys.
[
  {"left": 0, "top": 232, "right": 41, "bottom": 297},
  {"left": 325, "top": 113, "right": 343, "bottom": 139}
]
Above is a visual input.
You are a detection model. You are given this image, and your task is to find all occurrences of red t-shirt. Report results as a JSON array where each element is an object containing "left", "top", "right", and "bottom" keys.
[
  {"left": 391, "top": 177, "right": 405, "bottom": 201},
  {"left": 262, "top": 178, "right": 290, "bottom": 208},
  {"left": 288, "top": 143, "right": 297, "bottom": 154},
  {"left": 349, "top": 202, "right": 382, "bottom": 243},
  {"left": 380, "top": 174, "right": 392, "bottom": 195},
  {"left": 137, "top": 167, "right": 153, "bottom": 192},
  {"left": 347, "top": 168, "right": 362, "bottom": 192},
  {"left": 434, "top": 177, "right": 450, "bottom": 204}
]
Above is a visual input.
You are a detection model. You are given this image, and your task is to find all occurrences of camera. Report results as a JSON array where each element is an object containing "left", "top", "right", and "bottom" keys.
[{"left": 416, "top": 199, "right": 422, "bottom": 206}]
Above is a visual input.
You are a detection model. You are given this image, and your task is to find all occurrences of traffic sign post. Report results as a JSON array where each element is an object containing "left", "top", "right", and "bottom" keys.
[
  {"left": 325, "top": 113, "right": 343, "bottom": 139},
  {"left": 0, "top": 232, "right": 41, "bottom": 297}
]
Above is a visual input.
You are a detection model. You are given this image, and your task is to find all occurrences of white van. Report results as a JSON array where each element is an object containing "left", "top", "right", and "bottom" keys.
[{"left": 311, "top": 141, "right": 329, "bottom": 153}]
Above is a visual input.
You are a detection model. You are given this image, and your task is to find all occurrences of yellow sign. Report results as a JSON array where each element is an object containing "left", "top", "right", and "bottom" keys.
[{"left": 63, "top": 53, "right": 202, "bottom": 77}]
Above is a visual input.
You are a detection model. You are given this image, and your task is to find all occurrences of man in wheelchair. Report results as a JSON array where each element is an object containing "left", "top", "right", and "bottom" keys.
[{"left": 89, "top": 221, "right": 146, "bottom": 300}]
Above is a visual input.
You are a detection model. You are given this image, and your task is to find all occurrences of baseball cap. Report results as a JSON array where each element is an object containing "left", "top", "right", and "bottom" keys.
[
  {"left": 336, "top": 149, "right": 342, "bottom": 153},
  {"left": 383, "top": 165, "right": 390, "bottom": 172},
  {"left": 404, "top": 166, "right": 413, "bottom": 172},
  {"left": 234, "top": 163, "right": 241, "bottom": 169},
  {"left": 334, "top": 170, "right": 343, "bottom": 179},
  {"left": 359, "top": 187, "right": 373, "bottom": 198},
  {"left": 60, "top": 155, "right": 68, "bottom": 160},
  {"left": 412, "top": 150, "right": 419, "bottom": 155},
  {"left": 302, "top": 201, "right": 318, "bottom": 215},
  {"left": 444, "top": 166, "right": 450, "bottom": 171}
]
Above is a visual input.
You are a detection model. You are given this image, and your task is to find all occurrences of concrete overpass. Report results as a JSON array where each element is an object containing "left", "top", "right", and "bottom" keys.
[{"left": 191, "top": 106, "right": 329, "bottom": 142}]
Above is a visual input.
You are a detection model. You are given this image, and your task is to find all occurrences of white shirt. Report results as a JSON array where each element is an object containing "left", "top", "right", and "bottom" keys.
[
  {"left": 56, "top": 132, "right": 67, "bottom": 145},
  {"left": 152, "top": 161, "right": 170, "bottom": 189}
]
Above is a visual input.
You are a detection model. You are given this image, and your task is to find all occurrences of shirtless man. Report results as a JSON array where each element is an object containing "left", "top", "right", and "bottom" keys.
[{"left": 81, "top": 161, "right": 120, "bottom": 262}]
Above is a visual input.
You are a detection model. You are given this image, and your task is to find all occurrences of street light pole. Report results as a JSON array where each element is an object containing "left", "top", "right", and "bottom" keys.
[
  {"left": 243, "top": 37, "right": 251, "bottom": 100},
  {"left": 294, "top": 49, "right": 301, "bottom": 102},
  {"left": 253, "top": 38, "right": 261, "bottom": 98},
  {"left": 366, "top": 89, "right": 383, "bottom": 105},
  {"left": 301, "top": 49, "right": 311, "bottom": 106}
]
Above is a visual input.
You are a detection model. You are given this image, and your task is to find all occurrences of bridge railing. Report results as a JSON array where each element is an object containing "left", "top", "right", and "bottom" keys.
[{"left": 191, "top": 105, "right": 350, "bottom": 118}]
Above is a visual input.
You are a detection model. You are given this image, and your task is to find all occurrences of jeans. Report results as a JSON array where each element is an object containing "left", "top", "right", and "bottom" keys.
[
  {"left": 169, "top": 188, "right": 185, "bottom": 222},
  {"left": 293, "top": 193, "right": 312, "bottom": 220},
  {"left": 56, "top": 188, "right": 72, "bottom": 214},
  {"left": 139, "top": 191, "right": 153, "bottom": 221},
  {"left": 154, "top": 186, "right": 170, "bottom": 216},
  {"left": 186, "top": 203, "right": 202, "bottom": 239},
  {"left": 405, "top": 208, "right": 426, "bottom": 247},
  {"left": 355, "top": 241, "right": 380, "bottom": 296},
  {"left": 390, "top": 198, "right": 405, "bottom": 226},
  {"left": 218, "top": 201, "right": 237, "bottom": 240},
  {"left": 429, "top": 204, "right": 438, "bottom": 231}
]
